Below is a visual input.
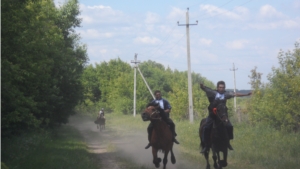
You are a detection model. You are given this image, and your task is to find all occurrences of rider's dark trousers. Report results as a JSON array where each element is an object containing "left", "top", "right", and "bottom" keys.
[{"left": 202, "top": 114, "right": 233, "bottom": 144}]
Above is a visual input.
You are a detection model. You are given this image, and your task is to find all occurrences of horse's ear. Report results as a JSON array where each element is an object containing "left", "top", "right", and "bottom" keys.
[{"left": 146, "top": 102, "right": 152, "bottom": 107}]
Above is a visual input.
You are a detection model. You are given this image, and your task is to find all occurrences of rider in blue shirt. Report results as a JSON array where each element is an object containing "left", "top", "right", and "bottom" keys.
[
  {"left": 200, "top": 81, "right": 251, "bottom": 153},
  {"left": 145, "top": 90, "right": 180, "bottom": 149}
]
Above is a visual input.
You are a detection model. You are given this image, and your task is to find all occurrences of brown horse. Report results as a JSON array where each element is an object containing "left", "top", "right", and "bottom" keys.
[
  {"left": 141, "top": 103, "right": 176, "bottom": 169},
  {"left": 199, "top": 102, "right": 230, "bottom": 169}
]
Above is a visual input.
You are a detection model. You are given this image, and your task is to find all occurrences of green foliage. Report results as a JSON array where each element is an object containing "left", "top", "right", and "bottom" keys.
[
  {"left": 247, "top": 42, "right": 300, "bottom": 131},
  {"left": 79, "top": 59, "right": 217, "bottom": 121},
  {"left": 1, "top": 0, "right": 88, "bottom": 135}
]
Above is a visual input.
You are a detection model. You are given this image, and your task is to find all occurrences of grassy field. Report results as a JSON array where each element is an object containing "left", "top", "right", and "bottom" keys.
[
  {"left": 1, "top": 126, "right": 99, "bottom": 169},
  {"left": 106, "top": 112, "right": 300, "bottom": 169}
]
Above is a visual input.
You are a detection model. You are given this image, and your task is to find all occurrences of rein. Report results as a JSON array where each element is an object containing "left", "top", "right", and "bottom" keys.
[
  {"left": 213, "top": 106, "right": 228, "bottom": 128},
  {"left": 150, "top": 109, "right": 162, "bottom": 121}
]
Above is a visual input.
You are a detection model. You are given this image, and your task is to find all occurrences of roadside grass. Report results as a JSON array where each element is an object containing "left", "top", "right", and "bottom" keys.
[
  {"left": 105, "top": 113, "right": 300, "bottom": 169},
  {"left": 1, "top": 126, "right": 99, "bottom": 169}
]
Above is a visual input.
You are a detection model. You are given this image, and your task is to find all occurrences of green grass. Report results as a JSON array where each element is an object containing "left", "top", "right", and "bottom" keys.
[
  {"left": 3, "top": 112, "right": 299, "bottom": 169},
  {"left": 1, "top": 126, "right": 99, "bottom": 169},
  {"left": 105, "top": 113, "right": 300, "bottom": 169}
]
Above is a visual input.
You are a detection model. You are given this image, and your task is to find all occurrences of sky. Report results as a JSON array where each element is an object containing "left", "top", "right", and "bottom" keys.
[{"left": 55, "top": 0, "right": 300, "bottom": 90}]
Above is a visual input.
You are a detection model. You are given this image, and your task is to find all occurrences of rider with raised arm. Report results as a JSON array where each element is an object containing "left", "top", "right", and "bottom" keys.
[
  {"left": 145, "top": 90, "right": 180, "bottom": 149},
  {"left": 200, "top": 81, "right": 251, "bottom": 153}
]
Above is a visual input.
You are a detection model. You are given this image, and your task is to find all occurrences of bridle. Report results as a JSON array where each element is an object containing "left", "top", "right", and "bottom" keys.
[
  {"left": 213, "top": 104, "right": 228, "bottom": 127},
  {"left": 149, "top": 108, "right": 162, "bottom": 121}
]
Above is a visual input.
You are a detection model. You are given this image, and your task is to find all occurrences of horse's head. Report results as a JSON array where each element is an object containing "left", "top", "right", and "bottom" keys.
[
  {"left": 214, "top": 102, "right": 229, "bottom": 125},
  {"left": 141, "top": 102, "right": 161, "bottom": 121}
]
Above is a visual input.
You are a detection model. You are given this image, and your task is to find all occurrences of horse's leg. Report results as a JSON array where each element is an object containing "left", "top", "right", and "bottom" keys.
[
  {"left": 216, "top": 151, "right": 222, "bottom": 169},
  {"left": 170, "top": 148, "right": 176, "bottom": 164},
  {"left": 163, "top": 150, "right": 169, "bottom": 169},
  {"left": 212, "top": 147, "right": 218, "bottom": 169},
  {"left": 204, "top": 149, "right": 210, "bottom": 169},
  {"left": 152, "top": 147, "right": 161, "bottom": 168},
  {"left": 220, "top": 150, "right": 228, "bottom": 167}
]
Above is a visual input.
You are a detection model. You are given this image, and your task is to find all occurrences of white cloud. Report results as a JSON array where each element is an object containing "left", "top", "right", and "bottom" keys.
[
  {"left": 249, "top": 19, "right": 300, "bottom": 29},
  {"left": 78, "top": 29, "right": 114, "bottom": 39},
  {"left": 199, "top": 4, "right": 245, "bottom": 20},
  {"left": 87, "top": 5, "right": 111, "bottom": 9},
  {"left": 79, "top": 4, "right": 128, "bottom": 24},
  {"left": 259, "top": 5, "right": 286, "bottom": 19},
  {"left": 167, "top": 7, "right": 186, "bottom": 20},
  {"left": 134, "top": 36, "right": 161, "bottom": 44},
  {"left": 145, "top": 12, "right": 160, "bottom": 24},
  {"left": 199, "top": 38, "right": 212, "bottom": 46},
  {"left": 225, "top": 40, "right": 249, "bottom": 50}
]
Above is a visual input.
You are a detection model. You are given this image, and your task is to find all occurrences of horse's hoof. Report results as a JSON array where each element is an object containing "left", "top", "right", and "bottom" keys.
[
  {"left": 220, "top": 160, "right": 227, "bottom": 167},
  {"left": 171, "top": 158, "right": 176, "bottom": 164}
]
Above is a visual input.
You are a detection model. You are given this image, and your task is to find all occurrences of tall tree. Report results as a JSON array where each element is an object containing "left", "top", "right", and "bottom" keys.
[
  {"left": 1, "top": 0, "right": 88, "bottom": 135},
  {"left": 247, "top": 42, "right": 300, "bottom": 131}
]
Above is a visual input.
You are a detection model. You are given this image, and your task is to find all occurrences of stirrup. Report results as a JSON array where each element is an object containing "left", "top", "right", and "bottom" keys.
[
  {"left": 145, "top": 143, "right": 151, "bottom": 149},
  {"left": 200, "top": 146, "right": 209, "bottom": 153}
]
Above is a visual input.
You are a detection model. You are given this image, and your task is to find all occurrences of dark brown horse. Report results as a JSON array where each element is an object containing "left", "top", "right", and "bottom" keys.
[
  {"left": 199, "top": 102, "right": 230, "bottom": 169},
  {"left": 95, "top": 114, "right": 105, "bottom": 131},
  {"left": 141, "top": 104, "right": 176, "bottom": 169}
]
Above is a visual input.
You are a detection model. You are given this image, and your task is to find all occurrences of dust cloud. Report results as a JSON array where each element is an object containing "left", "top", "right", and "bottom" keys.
[{"left": 68, "top": 115, "right": 205, "bottom": 169}]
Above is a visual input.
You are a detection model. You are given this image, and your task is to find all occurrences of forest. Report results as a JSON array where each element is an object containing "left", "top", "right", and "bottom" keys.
[{"left": 2, "top": 0, "right": 300, "bottom": 137}]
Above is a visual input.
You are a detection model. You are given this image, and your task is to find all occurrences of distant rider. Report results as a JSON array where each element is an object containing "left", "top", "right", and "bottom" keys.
[{"left": 98, "top": 108, "right": 105, "bottom": 119}]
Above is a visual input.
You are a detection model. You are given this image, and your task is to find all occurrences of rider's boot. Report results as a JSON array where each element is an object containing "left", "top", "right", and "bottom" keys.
[
  {"left": 228, "top": 141, "right": 234, "bottom": 150},
  {"left": 173, "top": 136, "right": 180, "bottom": 144},
  {"left": 200, "top": 144, "right": 210, "bottom": 153},
  {"left": 170, "top": 125, "right": 180, "bottom": 144},
  {"left": 145, "top": 131, "right": 152, "bottom": 149},
  {"left": 227, "top": 126, "right": 234, "bottom": 150}
]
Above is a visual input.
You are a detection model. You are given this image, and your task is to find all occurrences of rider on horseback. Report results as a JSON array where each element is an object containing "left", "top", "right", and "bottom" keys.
[
  {"left": 145, "top": 90, "right": 180, "bottom": 149},
  {"left": 200, "top": 81, "right": 251, "bottom": 153},
  {"left": 98, "top": 108, "right": 105, "bottom": 119}
]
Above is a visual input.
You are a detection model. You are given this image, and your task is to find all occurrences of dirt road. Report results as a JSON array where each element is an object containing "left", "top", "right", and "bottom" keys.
[{"left": 68, "top": 115, "right": 204, "bottom": 169}]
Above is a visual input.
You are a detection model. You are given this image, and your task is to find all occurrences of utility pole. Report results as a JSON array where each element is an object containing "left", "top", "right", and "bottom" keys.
[
  {"left": 230, "top": 63, "right": 238, "bottom": 116},
  {"left": 178, "top": 8, "right": 198, "bottom": 123},
  {"left": 131, "top": 54, "right": 140, "bottom": 117}
]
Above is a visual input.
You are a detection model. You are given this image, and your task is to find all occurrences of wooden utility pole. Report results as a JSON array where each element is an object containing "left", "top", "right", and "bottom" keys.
[
  {"left": 131, "top": 54, "right": 140, "bottom": 117},
  {"left": 178, "top": 8, "right": 198, "bottom": 123},
  {"left": 230, "top": 63, "right": 238, "bottom": 116}
]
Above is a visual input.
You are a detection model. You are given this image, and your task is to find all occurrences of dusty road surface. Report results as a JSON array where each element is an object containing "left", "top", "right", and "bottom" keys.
[{"left": 68, "top": 115, "right": 205, "bottom": 169}]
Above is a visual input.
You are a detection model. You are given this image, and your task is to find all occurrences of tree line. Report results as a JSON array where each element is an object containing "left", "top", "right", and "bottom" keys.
[
  {"left": 77, "top": 59, "right": 219, "bottom": 120},
  {"left": 1, "top": 0, "right": 88, "bottom": 135},
  {"left": 78, "top": 43, "right": 300, "bottom": 132},
  {"left": 246, "top": 42, "right": 300, "bottom": 131}
]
